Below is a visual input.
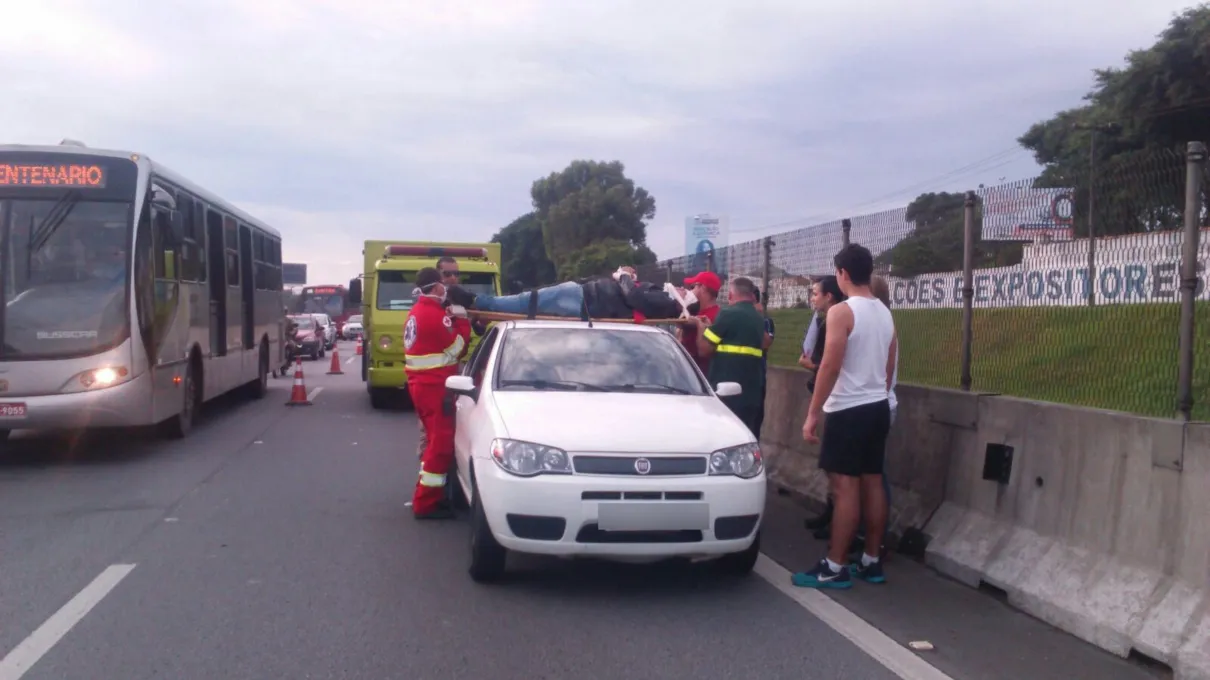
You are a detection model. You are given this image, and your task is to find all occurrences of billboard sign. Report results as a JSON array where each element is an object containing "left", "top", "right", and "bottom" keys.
[
  {"left": 685, "top": 214, "right": 729, "bottom": 274},
  {"left": 977, "top": 186, "right": 1075, "bottom": 242},
  {"left": 283, "top": 262, "right": 308, "bottom": 286}
]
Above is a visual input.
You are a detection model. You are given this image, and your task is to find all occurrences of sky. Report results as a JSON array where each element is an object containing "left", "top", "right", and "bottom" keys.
[{"left": 1, "top": 0, "right": 1197, "bottom": 286}]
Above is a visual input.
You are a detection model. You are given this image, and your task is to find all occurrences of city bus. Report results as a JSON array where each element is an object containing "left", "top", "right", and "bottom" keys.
[
  {"left": 0, "top": 141, "right": 285, "bottom": 445},
  {"left": 293, "top": 284, "right": 352, "bottom": 336}
]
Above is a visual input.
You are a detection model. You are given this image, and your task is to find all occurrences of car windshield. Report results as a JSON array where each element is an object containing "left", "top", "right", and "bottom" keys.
[
  {"left": 377, "top": 271, "right": 496, "bottom": 310},
  {"left": 495, "top": 327, "right": 707, "bottom": 395},
  {"left": 347, "top": 315, "right": 362, "bottom": 324},
  {"left": 1, "top": 197, "right": 132, "bottom": 359},
  {"left": 291, "top": 317, "right": 314, "bottom": 329}
]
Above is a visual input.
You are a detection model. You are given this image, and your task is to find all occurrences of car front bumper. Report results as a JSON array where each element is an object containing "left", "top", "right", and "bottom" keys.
[{"left": 474, "top": 460, "right": 766, "bottom": 561}]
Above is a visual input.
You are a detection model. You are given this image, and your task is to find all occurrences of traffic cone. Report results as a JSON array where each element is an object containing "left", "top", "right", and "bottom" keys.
[
  {"left": 285, "top": 357, "right": 312, "bottom": 406},
  {"left": 327, "top": 345, "right": 344, "bottom": 375},
  {"left": 356, "top": 338, "right": 364, "bottom": 355}
]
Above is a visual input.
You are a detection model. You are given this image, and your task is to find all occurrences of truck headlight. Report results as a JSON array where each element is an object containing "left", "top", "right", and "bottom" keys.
[
  {"left": 491, "top": 438, "right": 572, "bottom": 477},
  {"left": 708, "top": 442, "right": 763, "bottom": 479},
  {"left": 378, "top": 334, "right": 392, "bottom": 350}
]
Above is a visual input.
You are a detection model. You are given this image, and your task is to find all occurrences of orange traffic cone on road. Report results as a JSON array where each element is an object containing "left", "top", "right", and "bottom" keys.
[
  {"left": 327, "top": 345, "right": 344, "bottom": 375},
  {"left": 356, "top": 338, "right": 364, "bottom": 355},
  {"left": 285, "top": 357, "right": 312, "bottom": 406}
]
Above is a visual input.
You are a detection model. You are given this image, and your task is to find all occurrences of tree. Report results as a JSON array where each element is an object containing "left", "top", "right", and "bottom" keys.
[
  {"left": 876, "top": 192, "right": 1023, "bottom": 277},
  {"left": 561, "top": 238, "right": 657, "bottom": 280},
  {"left": 1018, "top": 4, "right": 1210, "bottom": 236},
  {"left": 530, "top": 160, "right": 657, "bottom": 279},
  {"left": 490, "top": 212, "right": 557, "bottom": 290}
]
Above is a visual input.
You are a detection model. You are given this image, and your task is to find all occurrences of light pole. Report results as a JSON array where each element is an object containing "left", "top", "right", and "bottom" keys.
[{"left": 1072, "top": 122, "right": 1120, "bottom": 306}]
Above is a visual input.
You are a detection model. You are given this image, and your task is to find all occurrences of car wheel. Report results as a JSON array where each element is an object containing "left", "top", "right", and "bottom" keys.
[
  {"left": 468, "top": 477, "right": 507, "bottom": 583},
  {"left": 715, "top": 530, "right": 761, "bottom": 577},
  {"left": 311, "top": 348, "right": 319, "bottom": 361}
]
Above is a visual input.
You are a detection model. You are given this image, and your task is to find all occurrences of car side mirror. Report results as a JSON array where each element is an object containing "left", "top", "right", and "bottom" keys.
[
  {"left": 348, "top": 278, "right": 362, "bottom": 305},
  {"left": 715, "top": 382, "right": 742, "bottom": 398},
  {"left": 445, "top": 374, "right": 478, "bottom": 400}
]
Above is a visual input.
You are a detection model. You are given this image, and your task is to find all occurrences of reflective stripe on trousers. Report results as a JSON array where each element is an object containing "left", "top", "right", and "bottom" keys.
[{"left": 418, "top": 469, "right": 447, "bottom": 487}]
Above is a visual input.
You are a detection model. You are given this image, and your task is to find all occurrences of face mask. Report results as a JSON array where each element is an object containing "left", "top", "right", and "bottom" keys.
[{"left": 418, "top": 284, "right": 445, "bottom": 303}]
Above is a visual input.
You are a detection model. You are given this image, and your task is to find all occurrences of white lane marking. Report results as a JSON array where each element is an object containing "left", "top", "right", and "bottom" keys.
[
  {"left": 345, "top": 356, "right": 357, "bottom": 365},
  {"left": 754, "top": 555, "right": 954, "bottom": 680},
  {"left": 0, "top": 564, "right": 137, "bottom": 680},
  {"left": 307, "top": 387, "right": 324, "bottom": 402}
]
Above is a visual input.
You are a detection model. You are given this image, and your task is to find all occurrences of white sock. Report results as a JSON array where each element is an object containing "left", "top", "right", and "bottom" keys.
[
  {"left": 862, "top": 553, "right": 879, "bottom": 567},
  {"left": 825, "top": 558, "right": 843, "bottom": 572}
]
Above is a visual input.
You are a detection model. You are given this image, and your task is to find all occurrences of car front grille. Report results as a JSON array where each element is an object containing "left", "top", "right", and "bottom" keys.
[{"left": 572, "top": 455, "right": 707, "bottom": 476}]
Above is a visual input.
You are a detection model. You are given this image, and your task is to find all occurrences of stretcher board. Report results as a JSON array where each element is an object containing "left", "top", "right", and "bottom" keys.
[{"left": 464, "top": 310, "right": 699, "bottom": 326}]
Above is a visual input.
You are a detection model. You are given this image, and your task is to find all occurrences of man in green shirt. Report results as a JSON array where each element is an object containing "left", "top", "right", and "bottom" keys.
[{"left": 694, "top": 276, "right": 772, "bottom": 437}]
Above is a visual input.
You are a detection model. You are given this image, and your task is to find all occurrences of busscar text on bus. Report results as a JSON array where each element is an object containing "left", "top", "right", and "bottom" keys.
[{"left": 0, "top": 141, "right": 286, "bottom": 445}]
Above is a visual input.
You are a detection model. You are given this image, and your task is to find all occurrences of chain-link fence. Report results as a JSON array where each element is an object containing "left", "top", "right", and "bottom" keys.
[{"left": 651, "top": 142, "right": 1209, "bottom": 420}]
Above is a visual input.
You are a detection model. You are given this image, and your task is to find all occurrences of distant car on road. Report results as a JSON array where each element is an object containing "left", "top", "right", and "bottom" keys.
[
  {"left": 444, "top": 319, "right": 765, "bottom": 583},
  {"left": 288, "top": 315, "right": 325, "bottom": 360},
  {"left": 342, "top": 314, "right": 364, "bottom": 341}
]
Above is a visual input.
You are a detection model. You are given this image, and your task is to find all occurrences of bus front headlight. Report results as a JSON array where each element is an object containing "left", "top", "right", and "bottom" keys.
[{"left": 62, "top": 366, "right": 130, "bottom": 393}]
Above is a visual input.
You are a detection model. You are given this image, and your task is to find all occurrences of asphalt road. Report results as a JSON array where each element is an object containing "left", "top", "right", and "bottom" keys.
[{"left": 0, "top": 342, "right": 910, "bottom": 680}]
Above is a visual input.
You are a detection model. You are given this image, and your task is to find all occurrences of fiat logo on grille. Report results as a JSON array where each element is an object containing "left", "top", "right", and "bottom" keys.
[{"left": 634, "top": 457, "right": 652, "bottom": 475}]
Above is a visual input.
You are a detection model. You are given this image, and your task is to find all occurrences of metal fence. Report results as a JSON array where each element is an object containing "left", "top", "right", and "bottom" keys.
[{"left": 640, "top": 142, "right": 1209, "bottom": 421}]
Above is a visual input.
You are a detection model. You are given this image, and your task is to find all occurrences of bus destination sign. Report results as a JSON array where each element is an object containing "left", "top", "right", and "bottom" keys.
[
  {"left": 310, "top": 287, "right": 339, "bottom": 295},
  {"left": 0, "top": 163, "right": 108, "bottom": 188}
]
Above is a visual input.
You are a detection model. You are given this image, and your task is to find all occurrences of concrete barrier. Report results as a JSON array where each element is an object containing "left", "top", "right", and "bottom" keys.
[{"left": 759, "top": 365, "right": 1210, "bottom": 678}]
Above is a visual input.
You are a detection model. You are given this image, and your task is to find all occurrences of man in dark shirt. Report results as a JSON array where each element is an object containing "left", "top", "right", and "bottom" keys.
[
  {"left": 752, "top": 286, "right": 776, "bottom": 440},
  {"left": 694, "top": 277, "right": 771, "bottom": 437}
]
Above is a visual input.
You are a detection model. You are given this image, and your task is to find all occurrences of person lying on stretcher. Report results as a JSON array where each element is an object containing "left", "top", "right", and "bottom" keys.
[{"left": 443, "top": 266, "right": 686, "bottom": 321}]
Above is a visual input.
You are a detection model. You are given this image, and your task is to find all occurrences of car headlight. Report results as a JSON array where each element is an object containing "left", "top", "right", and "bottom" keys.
[
  {"left": 708, "top": 442, "right": 763, "bottom": 479},
  {"left": 378, "top": 334, "right": 392, "bottom": 349},
  {"left": 491, "top": 438, "right": 572, "bottom": 477}
]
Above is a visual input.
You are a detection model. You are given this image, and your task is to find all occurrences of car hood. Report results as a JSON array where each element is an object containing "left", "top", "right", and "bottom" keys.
[{"left": 490, "top": 391, "right": 754, "bottom": 454}]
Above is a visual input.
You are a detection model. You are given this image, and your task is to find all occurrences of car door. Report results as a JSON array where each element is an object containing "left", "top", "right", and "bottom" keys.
[{"left": 454, "top": 326, "right": 499, "bottom": 496}]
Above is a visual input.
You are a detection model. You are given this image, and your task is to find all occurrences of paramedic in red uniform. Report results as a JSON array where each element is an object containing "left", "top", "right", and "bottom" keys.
[{"left": 404, "top": 267, "right": 471, "bottom": 519}]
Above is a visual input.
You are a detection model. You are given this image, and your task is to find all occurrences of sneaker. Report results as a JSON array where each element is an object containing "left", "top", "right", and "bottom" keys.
[
  {"left": 791, "top": 559, "right": 853, "bottom": 590},
  {"left": 849, "top": 559, "right": 887, "bottom": 584}
]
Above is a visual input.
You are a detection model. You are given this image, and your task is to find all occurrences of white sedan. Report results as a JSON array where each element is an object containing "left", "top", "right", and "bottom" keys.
[{"left": 445, "top": 319, "right": 766, "bottom": 583}]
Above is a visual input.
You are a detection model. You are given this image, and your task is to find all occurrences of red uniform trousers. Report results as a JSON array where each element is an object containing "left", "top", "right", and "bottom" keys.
[{"left": 409, "top": 373, "right": 456, "bottom": 515}]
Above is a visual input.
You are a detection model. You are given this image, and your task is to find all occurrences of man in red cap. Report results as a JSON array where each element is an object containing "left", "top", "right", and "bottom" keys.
[{"left": 678, "top": 271, "right": 722, "bottom": 374}]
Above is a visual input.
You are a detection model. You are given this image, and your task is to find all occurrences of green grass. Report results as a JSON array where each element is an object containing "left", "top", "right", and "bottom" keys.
[{"left": 767, "top": 302, "right": 1210, "bottom": 421}]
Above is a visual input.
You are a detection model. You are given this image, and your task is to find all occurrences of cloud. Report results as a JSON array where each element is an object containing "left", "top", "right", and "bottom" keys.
[{"left": 0, "top": 0, "right": 1196, "bottom": 278}]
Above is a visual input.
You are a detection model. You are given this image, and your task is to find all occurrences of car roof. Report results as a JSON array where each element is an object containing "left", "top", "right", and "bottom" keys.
[{"left": 502, "top": 320, "right": 666, "bottom": 334}]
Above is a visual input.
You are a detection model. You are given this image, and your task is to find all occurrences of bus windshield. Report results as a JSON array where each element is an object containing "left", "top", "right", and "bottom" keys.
[
  {"left": 300, "top": 290, "right": 346, "bottom": 319},
  {"left": 1, "top": 197, "right": 131, "bottom": 359},
  {"left": 376, "top": 271, "right": 496, "bottom": 311}
]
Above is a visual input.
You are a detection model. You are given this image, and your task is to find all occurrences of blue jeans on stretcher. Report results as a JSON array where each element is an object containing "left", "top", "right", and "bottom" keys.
[{"left": 472, "top": 281, "right": 586, "bottom": 318}]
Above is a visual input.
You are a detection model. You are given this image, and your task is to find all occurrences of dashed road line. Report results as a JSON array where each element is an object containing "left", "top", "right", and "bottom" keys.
[
  {"left": 0, "top": 564, "right": 137, "bottom": 680},
  {"left": 306, "top": 387, "right": 324, "bottom": 402}
]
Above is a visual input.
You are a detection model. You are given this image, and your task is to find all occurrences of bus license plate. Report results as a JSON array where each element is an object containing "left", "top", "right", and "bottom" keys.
[{"left": 0, "top": 403, "right": 27, "bottom": 419}]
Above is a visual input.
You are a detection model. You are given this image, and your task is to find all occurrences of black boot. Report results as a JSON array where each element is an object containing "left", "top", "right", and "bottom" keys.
[
  {"left": 805, "top": 500, "right": 834, "bottom": 530},
  {"left": 445, "top": 284, "right": 477, "bottom": 308}
]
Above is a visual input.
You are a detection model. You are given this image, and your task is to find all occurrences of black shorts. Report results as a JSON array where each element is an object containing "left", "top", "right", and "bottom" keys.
[{"left": 818, "top": 399, "right": 891, "bottom": 477}]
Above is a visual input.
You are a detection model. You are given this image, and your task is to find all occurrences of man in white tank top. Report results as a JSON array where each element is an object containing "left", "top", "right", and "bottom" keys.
[{"left": 792, "top": 244, "right": 897, "bottom": 591}]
